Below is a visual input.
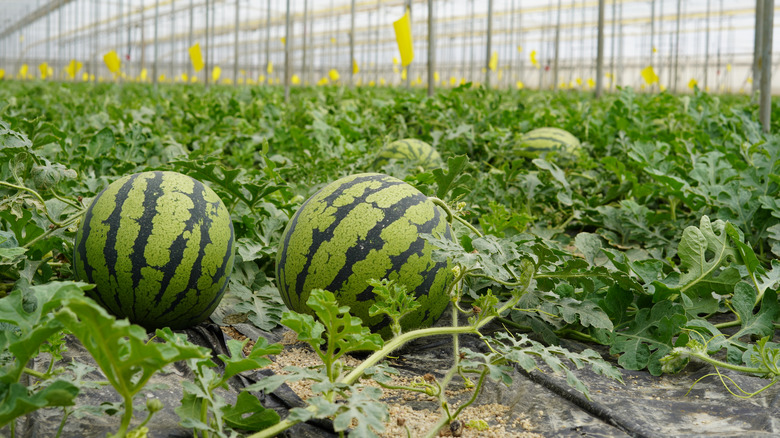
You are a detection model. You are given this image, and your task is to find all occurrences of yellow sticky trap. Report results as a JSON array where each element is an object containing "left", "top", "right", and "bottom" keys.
[
  {"left": 317, "top": 77, "right": 329, "bottom": 86},
  {"left": 516, "top": 80, "right": 524, "bottom": 89},
  {"left": 747, "top": 77, "right": 753, "bottom": 84},
  {"left": 517, "top": 45, "right": 523, "bottom": 53},
  {"left": 189, "top": 43, "right": 204, "bottom": 72},
  {"left": 587, "top": 78, "right": 595, "bottom": 88},
  {"left": 460, "top": 78, "right": 466, "bottom": 85},
  {"left": 82, "top": 72, "right": 88, "bottom": 81},
  {"left": 392, "top": 57, "right": 399, "bottom": 65},
  {"left": 19, "top": 64, "right": 29, "bottom": 78},
  {"left": 576, "top": 78, "right": 582, "bottom": 86},
  {"left": 369, "top": 80, "right": 376, "bottom": 86},
  {"left": 434, "top": 71, "right": 440, "bottom": 82},
  {"left": 353, "top": 59, "right": 359, "bottom": 74},
  {"left": 652, "top": 46, "right": 657, "bottom": 53},
  {"left": 489, "top": 51, "right": 498, "bottom": 71},
  {"left": 393, "top": 8, "right": 414, "bottom": 67},
  {"left": 393, "top": 66, "right": 399, "bottom": 74},
  {"left": 267, "top": 62, "right": 273, "bottom": 74},
  {"left": 240, "top": 69, "right": 246, "bottom": 76},
  {"left": 191, "top": 75, "right": 198, "bottom": 83},
  {"left": 356, "top": 78, "right": 363, "bottom": 86},
  {"left": 66, "top": 59, "right": 82, "bottom": 79},
  {"left": 103, "top": 50, "right": 121, "bottom": 73},
  {"left": 726, "top": 63, "right": 732, "bottom": 72},
  {"left": 212, "top": 66, "right": 221, "bottom": 82},
  {"left": 401, "top": 68, "right": 407, "bottom": 81},
  {"left": 280, "top": 37, "right": 286, "bottom": 45},
  {"left": 38, "top": 62, "right": 49, "bottom": 79},
  {"left": 158, "top": 74, "right": 166, "bottom": 82},
  {"left": 329, "top": 69, "right": 340, "bottom": 81},
  {"left": 247, "top": 78, "right": 256, "bottom": 85},
  {"left": 180, "top": 72, "right": 187, "bottom": 82},
  {"left": 221, "top": 78, "right": 232, "bottom": 85},
  {"left": 140, "top": 68, "right": 148, "bottom": 81},
  {"left": 379, "top": 78, "right": 386, "bottom": 85},
  {"left": 498, "top": 70, "right": 503, "bottom": 80},
  {"left": 331, "top": 37, "right": 336, "bottom": 44},
  {"left": 530, "top": 50, "right": 538, "bottom": 68},
  {"left": 481, "top": 67, "right": 487, "bottom": 74},
  {"left": 640, "top": 65, "right": 659, "bottom": 84},
  {"left": 258, "top": 75, "right": 266, "bottom": 84},
  {"left": 449, "top": 76, "right": 457, "bottom": 86},
  {"left": 688, "top": 78, "right": 698, "bottom": 89},
  {"left": 660, "top": 84, "right": 667, "bottom": 91},
  {"left": 0, "top": 69, "right": 4, "bottom": 80},
  {"left": 237, "top": 78, "right": 244, "bottom": 84},
  {"left": 292, "top": 74, "right": 300, "bottom": 85}
]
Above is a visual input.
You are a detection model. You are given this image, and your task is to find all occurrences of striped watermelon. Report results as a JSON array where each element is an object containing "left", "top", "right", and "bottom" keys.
[
  {"left": 73, "top": 171, "right": 235, "bottom": 330},
  {"left": 276, "top": 173, "right": 453, "bottom": 338},
  {"left": 373, "top": 139, "right": 444, "bottom": 170},
  {"left": 516, "top": 127, "right": 581, "bottom": 159}
]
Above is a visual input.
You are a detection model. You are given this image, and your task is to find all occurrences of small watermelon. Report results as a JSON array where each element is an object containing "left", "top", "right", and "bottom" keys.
[
  {"left": 373, "top": 139, "right": 444, "bottom": 170},
  {"left": 73, "top": 171, "right": 235, "bottom": 330},
  {"left": 276, "top": 173, "right": 453, "bottom": 338},
  {"left": 515, "top": 127, "right": 581, "bottom": 159}
]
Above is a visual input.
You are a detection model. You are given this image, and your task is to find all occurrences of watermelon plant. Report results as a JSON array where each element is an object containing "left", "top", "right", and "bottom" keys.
[{"left": 1, "top": 80, "right": 780, "bottom": 437}]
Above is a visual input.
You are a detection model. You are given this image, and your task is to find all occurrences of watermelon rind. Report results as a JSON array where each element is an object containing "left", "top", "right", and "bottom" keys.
[
  {"left": 373, "top": 138, "right": 444, "bottom": 170},
  {"left": 73, "top": 171, "right": 235, "bottom": 330},
  {"left": 515, "top": 127, "right": 581, "bottom": 159},
  {"left": 276, "top": 173, "right": 453, "bottom": 338}
]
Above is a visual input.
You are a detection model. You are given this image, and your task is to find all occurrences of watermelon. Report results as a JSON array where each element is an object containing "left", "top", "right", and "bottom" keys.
[
  {"left": 515, "top": 127, "right": 581, "bottom": 158},
  {"left": 276, "top": 173, "right": 453, "bottom": 338},
  {"left": 73, "top": 171, "right": 235, "bottom": 330},
  {"left": 373, "top": 139, "right": 444, "bottom": 170}
]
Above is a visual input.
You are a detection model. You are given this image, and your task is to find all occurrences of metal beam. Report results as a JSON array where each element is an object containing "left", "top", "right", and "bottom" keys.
[
  {"left": 595, "top": 0, "right": 605, "bottom": 97},
  {"left": 759, "top": 0, "right": 774, "bottom": 132}
]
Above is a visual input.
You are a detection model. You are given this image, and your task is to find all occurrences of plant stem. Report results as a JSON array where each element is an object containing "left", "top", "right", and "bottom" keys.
[
  {"left": 683, "top": 349, "right": 768, "bottom": 375},
  {"left": 22, "top": 210, "right": 85, "bottom": 249},
  {"left": 0, "top": 181, "right": 63, "bottom": 226},
  {"left": 429, "top": 197, "right": 484, "bottom": 238},
  {"left": 714, "top": 319, "right": 741, "bottom": 329}
]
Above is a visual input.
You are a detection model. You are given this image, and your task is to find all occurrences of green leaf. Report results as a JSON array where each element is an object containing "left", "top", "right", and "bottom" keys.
[
  {"left": 304, "top": 289, "right": 383, "bottom": 357},
  {"left": 609, "top": 301, "right": 687, "bottom": 375},
  {"left": 557, "top": 298, "right": 614, "bottom": 331},
  {"left": 677, "top": 216, "right": 736, "bottom": 292},
  {"left": 219, "top": 337, "right": 283, "bottom": 382},
  {"left": 56, "top": 296, "right": 209, "bottom": 403},
  {"left": 332, "top": 386, "right": 387, "bottom": 437},
  {"left": 729, "top": 285, "right": 779, "bottom": 344},
  {"left": 0, "top": 380, "right": 79, "bottom": 427},
  {"left": 431, "top": 155, "right": 472, "bottom": 199},
  {"left": 574, "top": 232, "right": 602, "bottom": 266},
  {"left": 87, "top": 127, "right": 116, "bottom": 157},
  {"left": 367, "top": 278, "right": 421, "bottom": 338},
  {"left": 222, "top": 391, "right": 280, "bottom": 431}
]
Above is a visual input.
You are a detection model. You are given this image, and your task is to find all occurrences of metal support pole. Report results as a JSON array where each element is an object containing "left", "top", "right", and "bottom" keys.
[
  {"left": 469, "top": 0, "right": 475, "bottom": 81},
  {"left": 595, "top": 0, "right": 606, "bottom": 97},
  {"left": 46, "top": 8, "right": 50, "bottom": 70},
  {"left": 405, "top": 0, "right": 412, "bottom": 87},
  {"left": 284, "top": 0, "right": 291, "bottom": 101},
  {"left": 234, "top": 0, "right": 240, "bottom": 85},
  {"left": 485, "top": 0, "right": 493, "bottom": 87},
  {"left": 350, "top": 0, "right": 356, "bottom": 86},
  {"left": 753, "top": 0, "right": 764, "bottom": 95},
  {"left": 427, "top": 0, "right": 435, "bottom": 96},
  {"left": 704, "top": 0, "right": 711, "bottom": 90},
  {"left": 649, "top": 0, "right": 655, "bottom": 61},
  {"left": 265, "top": 0, "right": 271, "bottom": 80},
  {"left": 170, "top": 0, "right": 175, "bottom": 81},
  {"left": 617, "top": 0, "right": 623, "bottom": 87},
  {"left": 759, "top": 0, "right": 774, "bottom": 132},
  {"left": 673, "top": 0, "right": 682, "bottom": 92},
  {"left": 553, "top": 0, "right": 562, "bottom": 90},
  {"left": 374, "top": 0, "right": 380, "bottom": 85},
  {"left": 302, "top": 0, "right": 308, "bottom": 84},
  {"left": 205, "top": 0, "right": 210, "bottom": 86},
  {"left": 153, "top": 0, "right": 159, "bottom": 86}
]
